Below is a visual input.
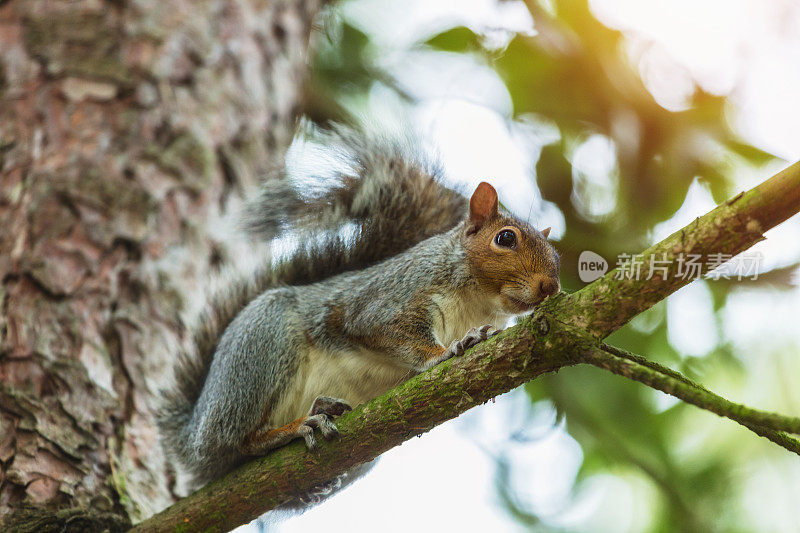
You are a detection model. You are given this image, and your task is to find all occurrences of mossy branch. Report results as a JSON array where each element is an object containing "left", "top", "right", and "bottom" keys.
[
  {"left": 133, "top": 161, "right": 800, "bottom": 533},
  {"left": 586, "top": 344, "right": 800, "bottom": 451},
  {"left": 556, "top": 161, "right": 800, "bottom": 337}
]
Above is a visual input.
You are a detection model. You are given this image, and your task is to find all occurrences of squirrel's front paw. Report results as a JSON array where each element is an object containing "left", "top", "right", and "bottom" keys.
[
  {"left": 444, "top": 324, "right": 500, "bottom": 358},
  {"left": 425, "top": 325, "right": 502, "bottom": 370}
]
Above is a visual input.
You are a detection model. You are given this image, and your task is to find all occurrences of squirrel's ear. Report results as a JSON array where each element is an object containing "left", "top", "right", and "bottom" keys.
[
  {"left": 467, "top": 182, "right": 498, "bottom": 234},
  {"left": 541, "top": 227, "right": 551, "bottom": 239}
]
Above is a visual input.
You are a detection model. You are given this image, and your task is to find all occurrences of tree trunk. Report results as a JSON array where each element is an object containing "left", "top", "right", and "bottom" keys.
[{"left": 0, "top": 0, "right": 322, "bottom": 527}]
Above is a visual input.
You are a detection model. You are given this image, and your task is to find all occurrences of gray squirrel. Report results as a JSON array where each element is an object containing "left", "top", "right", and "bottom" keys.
[{"left": 156, "top": 126, "right": 561, "bottom": 491}]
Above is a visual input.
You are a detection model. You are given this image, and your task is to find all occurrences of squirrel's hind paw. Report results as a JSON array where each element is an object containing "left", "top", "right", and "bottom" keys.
[
  {"left": 301, "top": 396, "right": 352, "bottom": 449},
  {"left": 300, "top": 414, "right": 340, "bottom": 449},
  {"left": 309, "top": 396, "right": 352, "bottom": 417}
]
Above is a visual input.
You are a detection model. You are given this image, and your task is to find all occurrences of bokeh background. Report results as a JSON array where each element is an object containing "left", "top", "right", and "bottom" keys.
[{"left": 243, "top": 0, "right": 800, "bottom": 531}]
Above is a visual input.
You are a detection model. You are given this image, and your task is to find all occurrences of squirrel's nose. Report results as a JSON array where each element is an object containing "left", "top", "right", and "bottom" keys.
[{"left": 539, "top": 278, "right": 560, "bottom": 298}]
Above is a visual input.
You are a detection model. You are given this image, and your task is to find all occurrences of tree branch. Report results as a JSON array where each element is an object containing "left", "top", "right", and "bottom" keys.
[
  {"left": 741, "top": 423, "right": 800, "bottom": 455},
  {"left": 584, "top": 344, "right": 800, "bottom": 450},
  {"left": 555, "top": 161, "right": 800, "bottom": 337},
  {"left": 133, "top": 161, "right": 800, "bottom": 532},
  {"left": 601, "top": 343, "right": 800, "bottom": 453}
]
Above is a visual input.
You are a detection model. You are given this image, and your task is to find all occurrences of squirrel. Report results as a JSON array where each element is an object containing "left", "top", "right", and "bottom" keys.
[{"left": 156, "top": 126, "right": 561, "bottom": 493}]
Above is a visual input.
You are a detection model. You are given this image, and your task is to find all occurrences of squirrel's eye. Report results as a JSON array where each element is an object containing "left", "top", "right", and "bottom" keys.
[{"left": 495, "top": 229, "right": 517, "bottom": 248}]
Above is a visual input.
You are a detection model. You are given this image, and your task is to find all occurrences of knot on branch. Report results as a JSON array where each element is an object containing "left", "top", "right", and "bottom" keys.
[{"left": 536, "top": 315, "right": 550, "bottom": 336}]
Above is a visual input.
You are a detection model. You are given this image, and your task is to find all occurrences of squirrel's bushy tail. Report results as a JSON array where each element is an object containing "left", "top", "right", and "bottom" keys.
[
  {"left": 243, "top": 124, "right": 467, "bottom": 249},
  {"left": 157, "top": 126, "right": 467, "bottom": 481}
]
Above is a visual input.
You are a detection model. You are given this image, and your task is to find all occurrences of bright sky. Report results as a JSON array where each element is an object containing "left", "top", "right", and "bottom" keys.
[{"left": 236, "top": 1, "right": 800, "bottom": 531}]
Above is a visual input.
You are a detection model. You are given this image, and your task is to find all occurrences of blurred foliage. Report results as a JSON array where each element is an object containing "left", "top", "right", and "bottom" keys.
[
  {"left": 303, "top": 0, "right": 792, "bottom": 531},
  {"left": 303, "top": 16, "right": 412, "bottom": 125}
]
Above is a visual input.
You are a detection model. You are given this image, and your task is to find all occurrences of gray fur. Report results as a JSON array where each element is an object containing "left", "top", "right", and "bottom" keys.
[
  {"left": 181, "top": 228, "right": 470, "bottom": 484},
  {"left": 243, "top": 124, "right": 467, "bottom": 245},
  {"left": 157, "top": 126, "right": 560, "bottom": 492},
  {"left": 156, "top": 127, "right": 468, "bottom": 487}
]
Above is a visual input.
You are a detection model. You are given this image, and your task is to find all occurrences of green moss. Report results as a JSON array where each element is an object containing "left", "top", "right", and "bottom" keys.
[{"left": 111, "top": 465, "right": 130, "bottom": 509}]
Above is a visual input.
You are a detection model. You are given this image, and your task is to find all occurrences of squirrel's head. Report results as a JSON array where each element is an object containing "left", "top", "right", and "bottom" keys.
[{"left": 464, "top": 182, "right": 561, "bottom": 314}]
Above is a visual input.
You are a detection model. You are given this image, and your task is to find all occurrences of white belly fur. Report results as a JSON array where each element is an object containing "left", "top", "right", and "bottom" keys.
[
  {"left": 431, "top": 291, "right": 508, "bottom": 346},
  {"left": 269, "top": 290, "right": 509, "bottom": 428},
  {"left": 269, "top": 347, "right": 411, "bottom": 427}
]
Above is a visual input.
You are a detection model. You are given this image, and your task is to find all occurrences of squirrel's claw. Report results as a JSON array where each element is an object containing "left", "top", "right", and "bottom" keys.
[
  {"left": 301, "top": 414, "right": 339, "bottom": 449},
  {"left": 298, "top": 422, "right": 318, "bottom": 449},
  {"left": 440, "top": 324, "right": 500, "bottom": 361},
  {"left": 451, "top": 324, "right": 496, "bottom": 355},
  {"left": 486, "top": 329, "right": 503, "bottom": 339}
]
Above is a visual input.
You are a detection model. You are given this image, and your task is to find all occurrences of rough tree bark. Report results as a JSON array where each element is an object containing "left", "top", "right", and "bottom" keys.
[{"left": 0, "top": 0, "right": 324, "bottom": 529}]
